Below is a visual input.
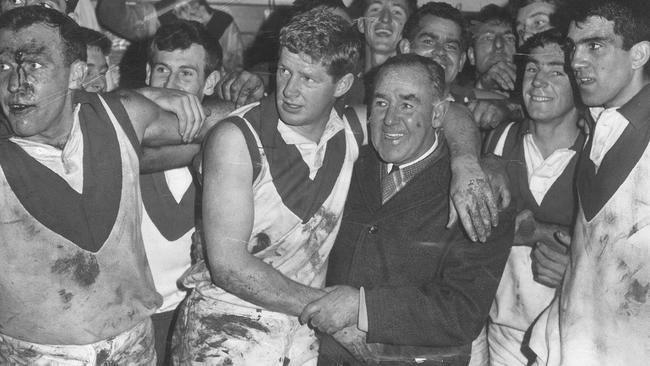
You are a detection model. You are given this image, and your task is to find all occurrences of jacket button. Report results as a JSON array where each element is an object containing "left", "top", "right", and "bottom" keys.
[{"left": 368, "top": 225, "right": 378, "bottom": 234}]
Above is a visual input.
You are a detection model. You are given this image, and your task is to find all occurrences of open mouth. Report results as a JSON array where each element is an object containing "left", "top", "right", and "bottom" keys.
[
  {"left": 577, "top": 77, "right": 595, "bottom": 86},
  {"left": 8, "top": 103, "right": 36, "bottom": 114},
  {"left": 383, "top": 132, "right": 405, "bottom": 144},
  {"left": 529, "top": 95, "right": 552, "bottom": 102},
  {"left": 374, "top": 28, "right": 393, "bottom": 37}
]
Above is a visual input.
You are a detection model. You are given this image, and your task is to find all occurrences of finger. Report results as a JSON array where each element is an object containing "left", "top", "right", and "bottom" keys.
[
  {"left": 554, "top": 231, "right": 571, "bottom": 247},
  {"left": 181, "top": 97, "right": 195, "bottom": 142},
  {"left": 230, "top": 75, "right": 248, "bottom": 107},
  {"left": 219, "top": 73, "right": 237, "bottom": 101},
  {"left": 470, "top": 204, "right": 488, "bottom": 243},
  {"left": 474, "top": 192, "right": 492, "bottom": 238},
  {"left": 299, "top": 306, "right": 319, "bottom": 325},
  {"left": 175, "top": 98, "right": 189, "bottom": 142},
  {"left": 447, "top": 197, "right": 459, "bottom": 229},
  {"left": 188, "top": 96, "right": 205, "bottom": 140},
  {"left": 483, "top": 183, "right": 499, "bottom": 227},
  {"left": 499, "top": 183, "right": 511, "bottom": 209},
  {"left": 458, "top": 205, "right": 480, "bottom": 242}
]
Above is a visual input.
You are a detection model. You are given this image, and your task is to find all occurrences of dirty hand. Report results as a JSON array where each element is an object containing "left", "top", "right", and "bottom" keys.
[
  {"left": 479, "top": 60, "right": 516, "bottom": 92},
  {"left": 300, "top": 286, "right": 359, "bottom": 335},
  {"left": 531, "top": 231, "right": 570, "bottom": 288},
  {"left": 216, "top": 70, "right": 265, "bottom": 108}
]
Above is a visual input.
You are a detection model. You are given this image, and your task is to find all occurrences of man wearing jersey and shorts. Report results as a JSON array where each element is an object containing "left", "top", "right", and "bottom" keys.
[
  {"left": 0, "top": 7, "right": 210, "bottom": 365},
  {"left": 483, "top": 29, "right": 583, "bottom": 366},
  {"left": 528, "top": 0, "right": 650, "bottom": 365},
  {"left": 139, "top": 19, "right": 233, "bottom": 365},
  {"left": 171, "top": 9, "right": 364, "bottom": 365}
]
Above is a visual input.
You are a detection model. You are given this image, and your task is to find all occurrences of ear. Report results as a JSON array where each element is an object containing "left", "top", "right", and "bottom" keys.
[
  {"left": 68, "top": 60, "right": 87, "bottom": 90},
  {"left": 431, "top": 99, "right": 449, "bottom": 129},
  {"left": 145, "top": 63, "right": 152, "bottom": 85},
  {"left": 334, "top": 73, "right": 355, "bottom": 98},
  {"left": 459, "top": 51, "right": 467, "bottom": 71},
  {"left": 630, "top": 41, "right": 650, "bottom": 73},
  {"left": 357, "top": 17, "right": 366, "bottom": 34},
  {"left": 398, "top": 38, "right": 411, "bottom": 54},
  {"left": 202, "top": 70, "right": 221, "bottom": 96},
  {"left": 467, "top": 46, "right": 476, "bottom": 66}
]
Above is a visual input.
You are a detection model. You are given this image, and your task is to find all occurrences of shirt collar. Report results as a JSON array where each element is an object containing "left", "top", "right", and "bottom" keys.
[
  {"left": 386, "top": 131, "right": 439, "bottom": 173},
  {"left": 277, "top": 108, "right": 345, "bottom": 147}
]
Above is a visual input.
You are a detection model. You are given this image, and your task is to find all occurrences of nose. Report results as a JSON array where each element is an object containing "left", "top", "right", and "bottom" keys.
[
  {"left": 494, "top": 34, "right": 505, "bottom": 50},
  {"left": 532, "top": 71, "right": 548, "bottom": 88},
  {"left": 164, "top": 72, "right": 181, "bottom": 90},
  {"left": 384, "top": 104, "right": 400, "bottom": 126},
  {"left": 7, "top": 67, "right": 25, "bottom": 94},
  {"left": 282, "top": 74, "right": 300, "bottom": 99},
  {"left": 378, "top": 6, "right": 392, "bottom": 24},
  {"left": 570, "top": 44, "right": 588, "bottom": 73}
]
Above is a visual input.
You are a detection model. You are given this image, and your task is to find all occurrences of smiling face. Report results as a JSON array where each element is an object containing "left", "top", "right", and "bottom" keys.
[
  {"left": 0, "top": 23, "right": 76, "bottom": 142},
  {"left": 402, "top": 14, "right": 466, "bottom": 86},
  {"left": 522, "top": 43, "right": 576, "bottom": 124},
  {"left": 568, "top": 16, "right": 637, "bottom": 108},
  {"left": 359, "top": 0, "right": 410, "bottom": 55},
  {"left": 370, "top": 64, "right": 441, "bottom": 165},
  {"left": 516, "top": 1, "right": 555, "bottom": 46}
]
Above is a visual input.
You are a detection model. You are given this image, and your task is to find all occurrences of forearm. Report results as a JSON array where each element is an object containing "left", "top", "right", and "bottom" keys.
[
  {"left": 514, "top": 216, "right": 570, "bottom": 248},
  {"left": 210, "top": 255, "right": 326, "bottom": 316},
  {"left": 443, "top": 102, "right": 481, "bottom": 164},
  {"left": 140, "top": 144, "right": 200, "bottom": 173}
]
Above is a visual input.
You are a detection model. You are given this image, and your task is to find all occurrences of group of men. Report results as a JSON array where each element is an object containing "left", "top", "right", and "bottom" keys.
[{"left": 0, "top": 0, "right": 649, "bottom": 366}]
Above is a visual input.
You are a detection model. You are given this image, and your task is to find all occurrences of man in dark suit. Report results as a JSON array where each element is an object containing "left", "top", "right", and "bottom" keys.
[{"left": 299, "top": 53, "right": 515, "bottom": 365}]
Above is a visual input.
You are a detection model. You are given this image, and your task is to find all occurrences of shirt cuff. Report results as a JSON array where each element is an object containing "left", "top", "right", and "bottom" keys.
[{"left": 358, "top": 286, "right": 368, "bottom": 332}]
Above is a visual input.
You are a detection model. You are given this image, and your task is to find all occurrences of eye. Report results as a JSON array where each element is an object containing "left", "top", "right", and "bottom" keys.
[
  {"left": 0, "top": 63, "right": 10, "bottom": 71},
  {"left": 154, "top": 65, "right": 169, "bottom": 74},
  {"left": 180, "top": 70, "right": 195, "bottom": 78},
  {"left": 40, "top": 3, "right": 53, "bottom": 8},
  {"left": 30, "top": 62, "right": 42, "bottom": 70},
  {"left": 373, "top": 99, "right": 388, "bottom": 108},
  {"left": 445, "top": 43, "right": 460, "bottom": 52},
  {"left": 504, "top": 34, "right": 517, "bottom": 44},
  {"left": 588, "top": 42, "right": 602, "bottom": 51},
  {"left": 534, "top": 19, "right": 548, "bottom": 28},
  {"left": 277, "top": 67, "right": 290, "bottom": 76},
  {"left": 12, "top": 0, "right": 25, "bottom": 5},
  {"left": 401, "top": 102, "right": 413, "bottom": 110},
  {"left": 524, "top": 64, "right": 538, "bottom": 73},
  {"left": 391, "top": 7, "right": 405, "bottom": 18},
  {"left": 551, "top": 70, "right": 565, "bottom": 77}
]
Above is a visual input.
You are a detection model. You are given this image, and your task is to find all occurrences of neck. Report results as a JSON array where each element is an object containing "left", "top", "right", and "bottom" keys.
[
  {"left": 530, "top": 108, "right": 580, "bottom": 158},
  {"left": 285, "top": 107, "right": 334, "bottom": 144},
  {"left": 365, "top": 45, "right": 395, "bottom": 73}
]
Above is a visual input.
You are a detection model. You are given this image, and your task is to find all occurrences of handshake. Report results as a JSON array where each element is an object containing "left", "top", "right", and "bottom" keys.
[{"left": 300, "top": 285, "right": 380, "bottom": 363}]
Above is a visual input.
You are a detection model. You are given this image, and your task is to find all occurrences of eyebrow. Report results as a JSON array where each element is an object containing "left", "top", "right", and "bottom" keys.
[
  {"left": 574, "top": 36, "right": 614, "bottom": 45},
  {"left": 526, "top": 59, "right": 566, "bottom": 67},
  {"left": 418, "top": 32, "right": 460, "bottom": 44},
  {"left": 399, "top": 93, "right": 421, "bottom": 103}
]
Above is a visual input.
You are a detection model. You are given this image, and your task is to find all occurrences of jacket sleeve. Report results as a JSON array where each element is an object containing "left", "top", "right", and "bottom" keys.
[
  {"left": 96, "top": 0, "right": 158, "bottom": 41},
  {"left": 364, "top": 207, "right": 515, "bottom": 347}
]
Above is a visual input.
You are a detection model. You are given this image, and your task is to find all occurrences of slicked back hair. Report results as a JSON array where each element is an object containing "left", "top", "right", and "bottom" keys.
[
  {"left": 0, "top": 5, "right": 85, "bottom": 65},
  {"left": 149, "top": 20, "right": 223, "bottom": 76},
  {"left": 279, "top": 8, "right": 361, "bottom": 81},
  {"left": 375, "top": 53, "right": 446, "bottom": 100},
  {"left": 567, "top": 0, "right": 650, "bottom": 74},
  {"left": 403, "top": 2, "right": 469, "bottom": 52}
]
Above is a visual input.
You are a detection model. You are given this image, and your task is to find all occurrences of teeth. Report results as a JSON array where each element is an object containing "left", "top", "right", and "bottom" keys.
[{"left": 531, "top": 96, "right": 551, "bottom": 102}]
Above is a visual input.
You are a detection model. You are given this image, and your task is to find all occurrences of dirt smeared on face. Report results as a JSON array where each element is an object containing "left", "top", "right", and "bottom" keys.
[{"left": 51, "top": 252, "right": 100, "bottom": 287}]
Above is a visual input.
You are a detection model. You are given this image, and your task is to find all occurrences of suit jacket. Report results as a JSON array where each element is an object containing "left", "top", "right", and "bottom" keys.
[{"left": 319, "top": 144, "right": 515, "bottom": 366}]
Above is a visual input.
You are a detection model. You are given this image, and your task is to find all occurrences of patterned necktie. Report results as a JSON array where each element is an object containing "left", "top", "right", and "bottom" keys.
[{"left": 381, "top": 165, "right": 401, "bottom": 204}]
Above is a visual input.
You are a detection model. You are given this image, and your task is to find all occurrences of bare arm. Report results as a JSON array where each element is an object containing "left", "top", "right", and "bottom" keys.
[
  {"left": 202, "top": 121, "right": 326, "bottom": 316},
  {"left": 443, "top": 102, "right": 500, "bottom": 242},
  {"left": 140, "top": 144, "right": 200, "bottom": 174}
]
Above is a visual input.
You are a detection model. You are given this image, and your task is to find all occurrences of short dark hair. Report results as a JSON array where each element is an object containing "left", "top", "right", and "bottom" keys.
[
  {"left": 0, "top": 6, "right": 85, "bottom": 64},
  {"left": 518, "top": 28, "right": 582, "bottom": 105},
  {"left": 375, "top": 53, "right": 446, "bottom": 99},
  {"left": 78, "top": 26, "right": 111, "bottom": 56},
  {"left": 293, "top": 0, "right": 347, "bottom": 15},
  {"left": 363, "top": 0, "right": 418, "bottom": 16},
  {"left": 149, "top": 20, "right": 223, "bottom": 75},
  {"left": 403, "top": 2, "right": 469, "bottom": 52},
  {"left": 279, "top": 8, "right": 361, "bottom": 80},
  {"left": 568, "top": 0, "right": 650, "bottom": 75},
  {"left": 470, "top": 4, "right": 514, "bottom": 42}
]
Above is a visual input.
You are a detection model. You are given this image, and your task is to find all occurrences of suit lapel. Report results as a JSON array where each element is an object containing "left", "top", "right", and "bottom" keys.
[{"left": 356, "top": 146, "right": 382, "bottom": 213}]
